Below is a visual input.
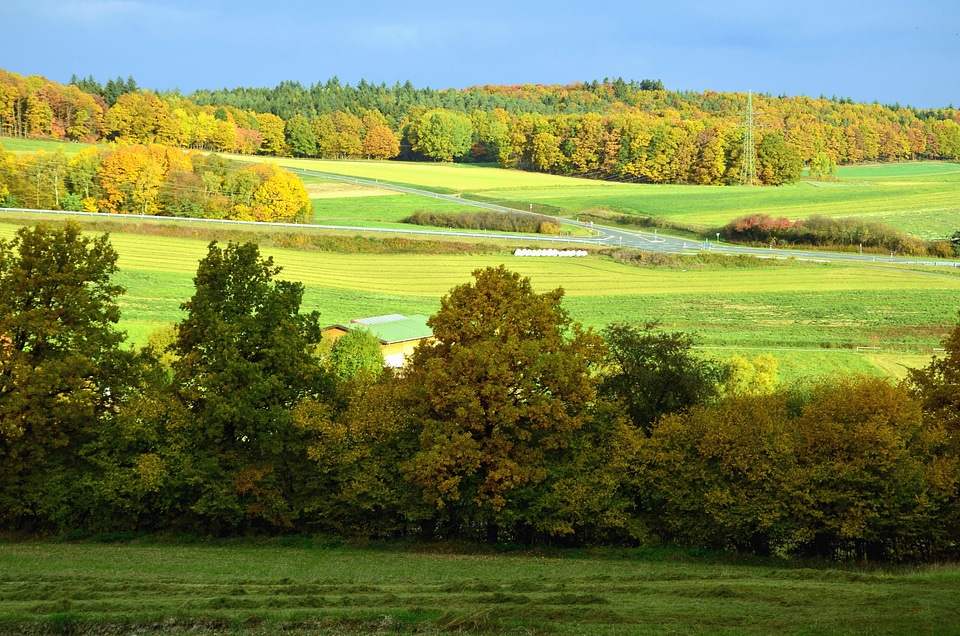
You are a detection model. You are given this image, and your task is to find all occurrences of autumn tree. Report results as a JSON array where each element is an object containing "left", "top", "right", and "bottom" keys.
[
  {"left": 399, "top": 266, "right": 606, "bottom": 542},
  {"left": 789, "top": 376, "right": 932, "bottom": 561},
  {"left": 0, "top": 222, "right": 138, "bottom": 530},
  {"left": 103, "top": 92, "right": 170, "bottom": 144},
  {"left": 331, "top": 111, "right": 364, "bottom": 158},
  {"left": 255, "top": 112, "right": 287, "bottom": 156},
  {"left": 639, "top": 393, "right": 796, "bottom": 554},
  {"left": 362, "top": 124, "right": 400, "bottom": 160},
  {"left": 65, "top": 147, "right": 102, "bottom": 211},
  {"left": 96, "top": 144, "right": 191, "bottom": 215},
  {"left": 242, "top": 163, "right": 311, "bottom": 223},
  {"left": 722, "top": 354, "right": 778, "bottom": 396}
]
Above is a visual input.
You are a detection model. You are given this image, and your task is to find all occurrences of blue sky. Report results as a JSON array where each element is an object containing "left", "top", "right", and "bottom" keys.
[{"left": 6, "top": 0, "right": 959, "bottom": 109}]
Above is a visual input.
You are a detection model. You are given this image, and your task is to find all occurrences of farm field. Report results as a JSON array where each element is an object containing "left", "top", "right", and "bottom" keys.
[
  {"left": 1, "top": 218, "right": 957, "bottom": 381},
  {"left": 1, "top": 542, "right": 958, "bottom": 635},
  {"left": 261, "top": 156, "right": 960, "bottom": 239},
  {"left": 0, "top": 136, "right": 99, "bottom": 156},
  {"left": 6, "top": 137, "right": 959, "bottom": 239}
]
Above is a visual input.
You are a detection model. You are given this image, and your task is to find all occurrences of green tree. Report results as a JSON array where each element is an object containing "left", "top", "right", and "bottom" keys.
[
  {"left": 399, "top": 266, "right": 605, "bottom": 542},
  {"left": 326, "top": 327, "right": 384, "bottom": 383},
  {"left": 809, "top": 150, "right": 837, "bottom": 179},
  {"left": 0, "top": 222, "right": 137, "bottom": 529},
  {"left": 285, "top": 114, "right": 317, "bottom": 157},
  {"left": 600, "top": 323, "right": 725, "bottom": 434},
  {"left": 409, "top": 109, "right": 473, "bottom": 162},
  {"left": 170, "top": 242, "right": 330, "bottom": 531},
  {"left": 757, "top": 131, "right": 803, "bottom": 185}
]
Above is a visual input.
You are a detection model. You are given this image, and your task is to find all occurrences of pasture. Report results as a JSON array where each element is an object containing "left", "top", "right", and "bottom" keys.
[
  {"left": 1, "top": 542, "right": 958, "bottom": 635},
  {"left": 1, "top": 217, "right": 957, "bottom": 381}
]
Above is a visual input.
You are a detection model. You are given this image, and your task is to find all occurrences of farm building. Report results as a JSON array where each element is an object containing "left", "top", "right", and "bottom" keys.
[{"left": 323, "top": 314, "right": 433, "bottom": 368}]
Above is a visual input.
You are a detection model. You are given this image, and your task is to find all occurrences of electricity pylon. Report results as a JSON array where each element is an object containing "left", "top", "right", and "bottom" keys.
[{"left": 739, "top": 91, "right": 757, "bottom": 186}]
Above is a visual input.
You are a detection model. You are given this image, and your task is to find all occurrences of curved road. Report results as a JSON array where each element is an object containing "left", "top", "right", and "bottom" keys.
[{"left": 288, "top": 166, "right": 960, "bottom": 269}]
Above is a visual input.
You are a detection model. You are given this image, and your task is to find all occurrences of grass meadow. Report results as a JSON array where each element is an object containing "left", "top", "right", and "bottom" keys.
[{"left": 1, "top": 542, "right": 958, "bottom": 635}]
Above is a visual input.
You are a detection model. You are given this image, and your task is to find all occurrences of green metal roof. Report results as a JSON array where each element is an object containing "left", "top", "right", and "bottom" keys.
[{"left": 335, "top": 314, "right": 433, "bottom": 344}]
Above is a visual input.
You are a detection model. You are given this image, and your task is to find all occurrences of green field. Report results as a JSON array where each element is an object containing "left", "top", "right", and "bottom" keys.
[
  {"left": 0, "top": 136, "right": 99, "bottom": 156},
  {"left": 1, "top": 542, "right": 958, "bottom": 635},
  {"left": 1, "top": 218, "right": 957, "bottom": 381},
  {"left": 6, "top": 137, "right": 959, "bottom": 239},
  {"left": 261, "top": 156, "right": 960, "bottom": 239},
  {"left": 4, "top": 144, "right": 960, "bottom": 380}
]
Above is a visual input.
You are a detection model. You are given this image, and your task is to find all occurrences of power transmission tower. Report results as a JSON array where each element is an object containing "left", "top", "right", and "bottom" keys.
[{"left": 739, "top": 91, "right": 757, "bottom": 186}]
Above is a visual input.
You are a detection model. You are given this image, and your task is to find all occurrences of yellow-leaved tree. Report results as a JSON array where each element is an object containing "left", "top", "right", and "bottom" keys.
[
  {"left": 240, "top": 164, "right": 311, "bottom": 223},
  {"left": 97, "top": 145, "right": 190, "bottom": 215}
]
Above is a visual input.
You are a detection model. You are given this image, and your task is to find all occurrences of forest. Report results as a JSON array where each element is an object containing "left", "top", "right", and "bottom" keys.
[
  {"left": 2, "top": 221, "right": 960, "bottom": 563},
  {"left": 2, "top": 69, "right": 960, "bottom": 187}
]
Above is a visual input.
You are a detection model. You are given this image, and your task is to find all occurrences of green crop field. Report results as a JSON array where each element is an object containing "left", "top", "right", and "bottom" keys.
[
  {"left": 1, "top": 542, "right": 958, "bottom": 635},
  {"left": 2, "top": 217, "right": 957, "bottom": 382}
]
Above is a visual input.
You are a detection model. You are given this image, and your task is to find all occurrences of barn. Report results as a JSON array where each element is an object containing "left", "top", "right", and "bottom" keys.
[{"left": 323, "top": 314, "right": 433, "bottom": 368}]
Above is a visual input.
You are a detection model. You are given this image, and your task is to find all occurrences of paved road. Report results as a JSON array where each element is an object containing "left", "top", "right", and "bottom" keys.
[{"left": 289, "top": 166, "right": 960, "bottom": 269}]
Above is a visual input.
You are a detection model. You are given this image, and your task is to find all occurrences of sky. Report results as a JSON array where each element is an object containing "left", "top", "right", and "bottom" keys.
[{"left": 6, "top": 0, "right": 959, "bottom": 109}]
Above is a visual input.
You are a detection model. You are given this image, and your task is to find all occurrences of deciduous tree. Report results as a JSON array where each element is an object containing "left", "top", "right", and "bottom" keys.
[
  {"left": 600, "top": 323, "right": 725, "bottom": 434},
  {"left": 399, "top": 266, "right": 605, "bottom": 542},
  {"left": 0, "top": 222, "right": 137, "bottom": 529},
  {"left": 169, "top": 242, "right": 330, "bottom": 531}
]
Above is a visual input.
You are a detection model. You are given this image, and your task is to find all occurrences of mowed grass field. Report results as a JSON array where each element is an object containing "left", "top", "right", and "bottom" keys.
[
  {"left": 261, "top": 156, "right": 960, "bottom": 239},
  {"left": 1, "top": 218, "right": 958, "bottom": 381},
  {"left": 1, "top": 542, "right": 958, "bottom": 635}
]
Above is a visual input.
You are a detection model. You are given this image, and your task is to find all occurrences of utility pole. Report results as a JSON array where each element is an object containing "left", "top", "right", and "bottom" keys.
[{"left": 739, "top": 91, "right": 757, "bottom": 186}]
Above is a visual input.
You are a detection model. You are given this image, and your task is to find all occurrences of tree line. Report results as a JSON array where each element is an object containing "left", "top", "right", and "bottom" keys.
[
  {"left": 2, "top": 221, "right": 960, "bottom": 562},
  {"left": 0, "top": 144, "right": 311, "bottom": 223},
  {"left": 2, "top": 69, "right": 960, "bottom": 186}
]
